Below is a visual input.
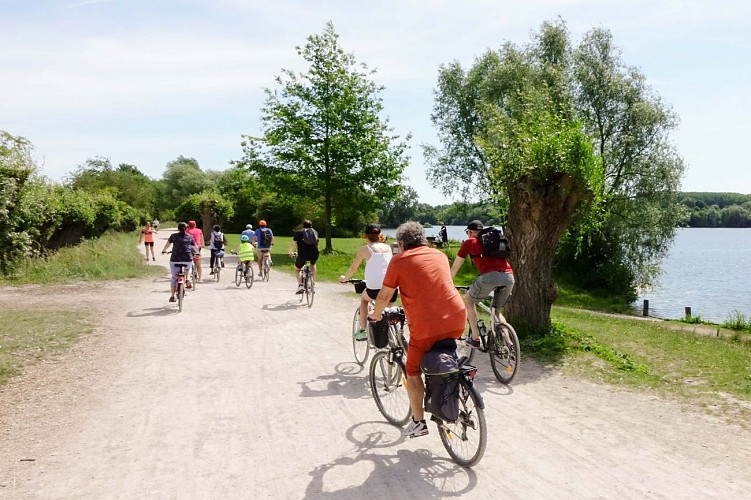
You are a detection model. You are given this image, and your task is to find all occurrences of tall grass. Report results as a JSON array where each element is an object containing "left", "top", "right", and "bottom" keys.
[{"left": 0, "top": 231, "right": 162, "bottom": 285}]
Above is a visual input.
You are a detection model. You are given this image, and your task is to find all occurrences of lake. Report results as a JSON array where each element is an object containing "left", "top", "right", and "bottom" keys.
[{"left": 384, "top": 225, "right": 751, "bottom": 323}]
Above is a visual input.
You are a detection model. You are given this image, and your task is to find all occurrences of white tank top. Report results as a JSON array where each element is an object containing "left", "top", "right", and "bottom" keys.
[{"left": 364, "top": 244, "right": 392, "bottom": 290}]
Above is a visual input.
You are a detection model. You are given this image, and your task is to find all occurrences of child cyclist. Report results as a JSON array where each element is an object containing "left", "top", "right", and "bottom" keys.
[{"left": 232, "top": 234, "right": 255, "bottom": 274}]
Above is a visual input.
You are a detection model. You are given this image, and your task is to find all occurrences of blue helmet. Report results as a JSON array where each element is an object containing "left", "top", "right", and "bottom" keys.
[{"left": 240, "top": 234, "right": 250, "bottom": 242}]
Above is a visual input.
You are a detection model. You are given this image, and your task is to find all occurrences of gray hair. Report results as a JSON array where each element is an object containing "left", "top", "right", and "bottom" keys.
[{"left": 395, "top": 221, "right": 428, "bottom": 250}]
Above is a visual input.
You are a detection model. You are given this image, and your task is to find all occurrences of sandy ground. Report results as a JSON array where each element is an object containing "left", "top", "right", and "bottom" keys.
[{"left": 1, "top": 234, "right": 751, "bottom": 499}]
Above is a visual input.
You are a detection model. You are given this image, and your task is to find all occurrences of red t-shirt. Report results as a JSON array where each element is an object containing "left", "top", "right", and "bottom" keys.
[
  {"left": 382, "top": 246, "right": 466, "bottom": 341},
  {"left": 457, "top": 237, "right": 512, "bottom": 274},
  {"left": 185, "top": 228, "right": 204, "bottom": 248}
]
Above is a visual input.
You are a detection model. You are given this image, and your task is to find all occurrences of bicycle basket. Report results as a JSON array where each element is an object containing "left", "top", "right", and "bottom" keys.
[
  {"left": 368, "top": 317, "right": 390, "bottom": 348},
  {"left": 354, "top": 281, "right": 366, "bottom": 294}
]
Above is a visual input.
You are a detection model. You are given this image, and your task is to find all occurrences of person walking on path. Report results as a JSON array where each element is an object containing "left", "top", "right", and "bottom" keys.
[
  {"left": 288, "top": 220, "right": 319, "bottom": 294},
  {"left": 450, "top": 220, "right": 515, "bottom": 348},
  {"left": 138, "top": 221, "right": 157, "bottom": 261},
  {"left": 160, "top": 222, "right": 199, "bottom": 302},
  {"left": 370, "top": 221, "right": 466, "bottom": 438},
  {"left": 338, "top": 223, "right": 398, "bottom": 340}
]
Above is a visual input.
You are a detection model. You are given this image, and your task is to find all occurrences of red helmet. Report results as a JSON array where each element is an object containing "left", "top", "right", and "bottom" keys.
[
  {"left": 259, "top": 220, "right": 267, "bottom": 226},
  {"left": 187, "top": 220, "right": 196, "bottom": 228}
]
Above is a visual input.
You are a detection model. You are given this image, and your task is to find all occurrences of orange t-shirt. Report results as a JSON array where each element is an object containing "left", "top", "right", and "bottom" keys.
[
  {"left": 382, "top": 245, "right": 466, "bottom": 341},
  {"left": 142, "top": 228, "right": 155, "bottom": 243}
]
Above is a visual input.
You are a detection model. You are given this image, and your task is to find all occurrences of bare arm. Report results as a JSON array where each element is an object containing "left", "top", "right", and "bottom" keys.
[
  {"left": 338, "top": 246, "right": 368, "bottom": 282},
  {"left": 370, "top": 285, "right": 397, "bottom": 321},
  {"left": 450, "top": 255, "right": 466, "bottom": 279}
]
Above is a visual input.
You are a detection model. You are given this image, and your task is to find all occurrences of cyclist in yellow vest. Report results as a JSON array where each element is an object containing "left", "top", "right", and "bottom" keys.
[{"left": 232, "top": 234, "right": 255, "bottom": 273}]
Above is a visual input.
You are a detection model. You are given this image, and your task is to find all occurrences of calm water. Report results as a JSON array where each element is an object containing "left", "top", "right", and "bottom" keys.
[
  {"left": 384, "top": 226, "right": 751, "bottom": 323},
  {"left": 637, "top": 228, "right": 751, "bottom": 322}
]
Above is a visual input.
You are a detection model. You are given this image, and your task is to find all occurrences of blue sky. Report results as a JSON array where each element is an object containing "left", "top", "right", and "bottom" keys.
[{"left": 2, "top": 0, "right": 749, "bottom": 205}]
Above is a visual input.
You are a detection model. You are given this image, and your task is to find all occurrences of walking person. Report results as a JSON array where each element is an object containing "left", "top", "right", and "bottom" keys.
[
  {"left": 288, "top": 220, "right": 319, "bottom": 294},
  {"left": 338, "top": 223, "right": 398, "bottom": 340},
  {"left": 139, "top": 221, "right": 157, "bottom": 261},
  {"left": 369, "top": 221, "right": 466, "bottom": 438},
  {"left": 450, "top": 220, "right": 515, "bottom": 348},
  {"left": 160, "top": 222, "right": 199, "bottom": 302}
]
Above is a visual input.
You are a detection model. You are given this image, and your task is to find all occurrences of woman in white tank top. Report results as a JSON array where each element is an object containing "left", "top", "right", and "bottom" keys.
[{"left": 338, "top": 223, "right": 399, "bottom": 339}]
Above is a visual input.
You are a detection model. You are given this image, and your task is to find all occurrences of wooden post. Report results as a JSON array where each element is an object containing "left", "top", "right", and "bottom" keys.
[
  {"left": 685, "top": 306, "right": 692, "bottom": 318},
  {"left": 642, "top": 300, "right": 649, "bottom": 317}
]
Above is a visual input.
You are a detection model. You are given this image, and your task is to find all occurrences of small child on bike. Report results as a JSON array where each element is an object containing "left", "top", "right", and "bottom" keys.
[{"left": 232, "top": 234, "right": 255, "bottom": 272}]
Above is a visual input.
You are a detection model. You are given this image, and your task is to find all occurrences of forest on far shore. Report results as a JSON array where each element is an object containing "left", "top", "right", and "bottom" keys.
[{"left": 679, "top": 192, "right": 751, "bottom": 228}]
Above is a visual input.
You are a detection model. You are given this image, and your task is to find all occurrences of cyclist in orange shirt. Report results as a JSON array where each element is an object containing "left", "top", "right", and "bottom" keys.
[{"left": 370, "top": 221, "right": 466, "bottom": 438}]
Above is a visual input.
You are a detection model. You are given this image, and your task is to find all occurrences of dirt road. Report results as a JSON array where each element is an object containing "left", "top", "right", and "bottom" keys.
[{"left": 1, "top": 237, "right": 751, "bottom": 499}]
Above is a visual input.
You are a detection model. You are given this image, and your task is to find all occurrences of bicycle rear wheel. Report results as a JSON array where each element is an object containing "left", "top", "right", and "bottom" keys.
[
  {"left": 191, "top": 267, "right": 197, "bottom": 291},
  {"left": 305, "top": 278, "right": 314, "bottom": 308},
  {"left": 235, "top": 266, "right": 243, "bottom": 287},
  {"left": 245, "top": 265, "right": 254, "bottom": 289},
  {"left": 489, "top": 322, "right": 520, "bottom": 384},
  {"left": 369, "top": 351, "right": 411, "bottom": 426},
  {"left": 262, "top": 259, "right": 270, "bottom": 281},
  {"left": 352, "top": 307, "right": 369, "bottom": 366},
  {"left": 177, "top": 281, "right": 184, "bottom": 313},
  {"left": 455, "top": 320, "right": 475, "bottom": 363},
  {"left": 438, "top": 378, "right": 487, "bottom": 467}
]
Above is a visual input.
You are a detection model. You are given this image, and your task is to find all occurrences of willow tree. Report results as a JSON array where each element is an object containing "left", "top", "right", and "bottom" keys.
[
  {"left": 425, "top": 22, "right": 603, "bottom": 332},
  {"left": 238, "top": 22, "right": 409, "bottom": 251}
]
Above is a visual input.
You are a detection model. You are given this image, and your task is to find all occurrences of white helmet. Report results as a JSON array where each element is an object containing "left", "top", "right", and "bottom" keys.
[{"left": 246, "top": 224, "right": 253, "bottom": 229}]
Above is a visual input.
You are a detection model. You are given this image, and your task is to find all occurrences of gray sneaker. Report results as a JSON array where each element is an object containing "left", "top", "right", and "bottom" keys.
[{"left": 404, "top": 418, "right": 429, "bottom": 438}]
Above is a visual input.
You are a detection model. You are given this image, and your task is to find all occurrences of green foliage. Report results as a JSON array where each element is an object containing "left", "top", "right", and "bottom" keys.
[
  {"left": 681, "top": 193, "right": 751, "bottom": 227},
  {"left": 722, "top": 311, "right": 751, "bottom": 332},
  {"left": 160, "top": 156, "right": 211, "bottom": 210},
  {"left": 237, "top": 22, "right": 409, "bottom": 251}
]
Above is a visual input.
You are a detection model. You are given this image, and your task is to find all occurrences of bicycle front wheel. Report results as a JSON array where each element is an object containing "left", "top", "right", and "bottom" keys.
[
  {"left": 245, "top": 265, "right": 254, "bottom": 289},
  {"left": 489, "top": 322, "right": 520, "bottom": 384},
  {"left": 438, "top": 378, "right": 487, "bottom": 467},
  {"left": 369, "top": 351, "right": 411, "bottom": 426},
  {"left": 191, "top": 269, "right": 197, "bottom": 291},
  {"left": 352, "top": 307, "right": 369, "bottom": 366},
  {"left": 263, "top": 260, "right": 270, "bottom": 281},
  {"left": 455, "top": 320, "right": 475, "bottom": 363},
  {"left": 235, "top": 266, "right": 243, "bottom": 287}
]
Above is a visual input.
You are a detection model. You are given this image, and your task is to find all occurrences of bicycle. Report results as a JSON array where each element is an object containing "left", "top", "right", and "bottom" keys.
[
  {"left": 455, "top": 285, "right": 520, "bottom": 384},
  {"left": 369, "top": 307, "right": 487, "bottom": 467},
  {"left": 164, "top": 252, "right": 189, "bottom": 313},
  {"left": 211, "top": 251, "right": 224, "bottom": 282},
  {"left": 233, "top": 255, "right": 254, "bottom": 289},
  {"left": 345, "top": 279, "right": 376, "bottom": 366},
  {"left": 190, "top": 256, "right": 199, "bottom": 291},
  {"left": 259, "top": 250, "right": 271, "bottom": 282},
  {"left": 293, "top": 252, "right": 315, "bottom": 308}
]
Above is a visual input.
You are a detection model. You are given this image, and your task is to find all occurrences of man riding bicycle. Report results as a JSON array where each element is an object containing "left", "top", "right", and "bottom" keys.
[
  {"left": 252, "top": 220, "right": 274, "bottom": 273},
  {"left": 450, "top": 220, "right": 515, "bottom": 348},
  {"left": 288, "top": 219, "right": 319, "bottom": 295},
  {"left": 185, "top": 220, "right": 204, "bottom": 282},
  {"left": 370, "top": 221, "right": 466, "bottom": 438},
  {"left": 209, "top": 224, "right": 227, "bottom": 274}
]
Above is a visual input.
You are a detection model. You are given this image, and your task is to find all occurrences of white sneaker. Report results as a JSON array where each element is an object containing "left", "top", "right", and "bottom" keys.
[
  {"left": 404, "top": 418, "right": 429, "bottom": 438},
  {"left": 296, "top": 285, "right": 305, "bottom": 295}
]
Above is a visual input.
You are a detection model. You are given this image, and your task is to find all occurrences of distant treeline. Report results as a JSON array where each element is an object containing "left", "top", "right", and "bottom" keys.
[{"left": 679, "top": 192, "right": 751, "bottom": 228}]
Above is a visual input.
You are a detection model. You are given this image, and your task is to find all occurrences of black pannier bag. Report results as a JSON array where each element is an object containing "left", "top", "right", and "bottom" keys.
[
  {"left": 421, "top": 339, "right": 460, "bottom": 422},
  {"left": 368, "top": 316, "right": 390, "bottom": 348}
]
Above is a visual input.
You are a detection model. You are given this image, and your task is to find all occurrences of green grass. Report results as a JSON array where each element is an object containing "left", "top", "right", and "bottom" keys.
[
  {"left": 0, "top": 310, "right": 94, "bottom": 384},
  {"left": 549, "top": 307, "right": 751, "bottom": 418},
  {"left": 0, "top": 231, "right": 163, "bottom": 285}
]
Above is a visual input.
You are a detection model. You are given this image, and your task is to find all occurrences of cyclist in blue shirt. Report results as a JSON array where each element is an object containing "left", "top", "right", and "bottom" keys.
[{"left": 252, "top": 219, "right": 274, "bottom": 273}]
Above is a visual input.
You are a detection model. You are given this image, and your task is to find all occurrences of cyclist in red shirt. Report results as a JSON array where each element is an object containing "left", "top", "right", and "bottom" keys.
[
  {"left": 185, "top": 220, "right": 204, "bottom": 282},
  {"left": 370, "top": 221, "right": 466, "bottom": 438},
  {"left": 450, "top": 220, "right": 515, "bottom": 348}
]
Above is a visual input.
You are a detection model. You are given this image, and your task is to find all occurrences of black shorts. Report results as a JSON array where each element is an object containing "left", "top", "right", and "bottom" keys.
[
  {"left": 144, "top": 242, "right": 154, "bottom": 247},
  {"left": 366, "top": 287, "right": 399, "bottom": 303},
  {"left": 295, "top": 251, "right": 319, "bottom": 269}
]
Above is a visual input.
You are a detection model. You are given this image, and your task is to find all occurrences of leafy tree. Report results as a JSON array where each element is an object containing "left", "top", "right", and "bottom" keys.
[
  {"left": 175, "top": 191, "right": 235, "bottom": 240},
  {"left": 237, "top": 22, "right": 409, "bottom": 251},
  {"left": 425, "top": 20, "right": 685, "bottom": 331},
  {"left": 426, "top": 22, "right": 603, "bottom": 331},
  {"left": 160, "top": 156, "right": 211, "bottom": 210},
  {"left": 379, "top": 186, "right": 420, "bottom": 227}
]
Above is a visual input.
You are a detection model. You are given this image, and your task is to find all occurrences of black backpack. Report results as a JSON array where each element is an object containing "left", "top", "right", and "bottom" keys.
[
  {"left": 259, "top": 228, "right": 272, "bottom": 247},
  {"left": 301, "top": 228, "right": 318, "bottom": 246},
  {"left": 421, "top": 340, "right": 460, "bottom": 422},
  {"left": 212, "top": 232, "right": 224, "bottom": 250},
  {"left": 478, "top": 226, "right": 511, "bottom": 259}
]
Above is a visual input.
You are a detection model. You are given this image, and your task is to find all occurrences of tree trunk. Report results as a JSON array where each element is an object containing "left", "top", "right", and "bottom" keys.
[{"left": 505, "top": 173, "right": 587, "bottom": 333}]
